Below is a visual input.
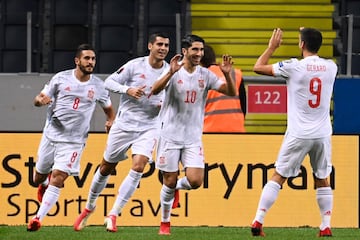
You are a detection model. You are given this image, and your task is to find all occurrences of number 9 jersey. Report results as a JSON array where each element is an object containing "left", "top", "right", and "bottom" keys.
[{"left": 272, "top": 56, "right": 337, "bottom": 138}]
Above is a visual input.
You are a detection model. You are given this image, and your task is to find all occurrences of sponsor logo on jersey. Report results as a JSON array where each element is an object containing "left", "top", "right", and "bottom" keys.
[
  {"left": 139, "top": 74, "right": 146, "bottom": 79},
  {"left": 64, "top": 86, "right": 71, "bottom": 91},
  {"left": 177, "top": 79, "right": 183, "bottom": 84},
  {"left": 279, "top": 62, "right": 284, "bottom": 68}
]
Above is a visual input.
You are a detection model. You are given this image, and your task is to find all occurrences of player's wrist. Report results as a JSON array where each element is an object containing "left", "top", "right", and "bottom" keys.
[{"left": 118, "top": 85, "right": 130, "bottom": 94}]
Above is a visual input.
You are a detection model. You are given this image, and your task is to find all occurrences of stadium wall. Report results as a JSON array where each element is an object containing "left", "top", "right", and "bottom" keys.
[
  {"left": 0, "top": 73, "right": 119, "bottom": 132},
  {"left": 1, "top": 75, "right": 360, "bottom": 133}
]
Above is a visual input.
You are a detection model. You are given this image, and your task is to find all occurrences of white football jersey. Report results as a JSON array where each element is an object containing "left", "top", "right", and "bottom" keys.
[
  {"left": 272, "top": 56, "right": 337, "bottom": 138},
  {"left": 105, "top": 56, "right": 169, "bottom": 131},
  {"left": 42, "top": 69, "right": 112, "bottom": 143},
  {"left": 159, "top": 65, "right": 223, "bottom": 144}
]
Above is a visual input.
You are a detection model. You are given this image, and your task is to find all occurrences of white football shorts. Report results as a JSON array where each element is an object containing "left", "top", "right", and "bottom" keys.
[
  {"left": 275, "top": 133, "right": 332, "bottom": 179},
  {"left": 36, "top": 134, "right": 85, "bottom": 176},
  {"left": 155, "top": 136, "right": 205, "bottom": 172},
  {"left": 103, "top": 124, "right": 158, "bottom": 163}
]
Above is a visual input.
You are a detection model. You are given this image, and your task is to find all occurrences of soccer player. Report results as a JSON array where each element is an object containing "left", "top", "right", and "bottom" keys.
[
  {"left": 73, "top": 32, "right": 170, "bottom": 232},
  {"left": 250, "top": 28, "right": 337, "bottom": 237},
  {"left": 27, "top": 44, "right": 115, "bottom": 231},
  {"left": 150, "top": 34, "right": 236, "bottom": 235}
]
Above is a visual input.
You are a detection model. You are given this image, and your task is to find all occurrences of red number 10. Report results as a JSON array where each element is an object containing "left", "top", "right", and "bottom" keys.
[{"left": 184, "top": 90, "right": 196, "bottom": 103}]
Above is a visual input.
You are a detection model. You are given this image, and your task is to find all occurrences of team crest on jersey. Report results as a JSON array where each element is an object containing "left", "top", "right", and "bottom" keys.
[
  {"left": 177, "top": 79, "right": 183, "bottom": 84},
  {"left": 87, "top": 88, "right": 95, "bottom": 99},
  {"left": 139, "top": 74, "right": 146, "bottom": 79},
  {"left": 198, "top": 79, "right": 205, "bottom": 88}
]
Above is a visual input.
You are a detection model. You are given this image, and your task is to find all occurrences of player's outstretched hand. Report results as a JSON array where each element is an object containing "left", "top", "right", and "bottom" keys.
[
  {"left": 169, "top": 54, "right": 184, "bottom": 74},
  {"left": 220, "top": 54, "right": 233, "bottom": 74},
  {"left": 269, "top": 28, "right": 283, "bottom": 50}
]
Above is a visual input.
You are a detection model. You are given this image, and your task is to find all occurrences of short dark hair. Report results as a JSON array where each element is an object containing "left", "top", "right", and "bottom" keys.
[
  {"left": 148, "top": 32, "right": 170, "bottom": 44},
  {"left": 300, "top": 28, "right": 322, "bottom": 53},
  {"left": 181, "top": 34, "right": 205, "bottom": 49},
  {"left": 200, "top": 44, "right": 216, "bottom": 68},
  {"left": 75, "top": 43, "right": 95, "bottom": 58}
]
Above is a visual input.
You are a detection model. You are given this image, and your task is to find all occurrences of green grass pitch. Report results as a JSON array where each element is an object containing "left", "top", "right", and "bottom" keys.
[{"left": 1, "top": 225, "right": 360, "bottom": 240}]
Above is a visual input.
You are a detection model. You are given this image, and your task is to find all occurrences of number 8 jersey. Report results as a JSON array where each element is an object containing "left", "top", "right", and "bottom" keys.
[
  {"left": 41, "top": 69, "right": 111, "bottom": 143},
  {"left": 272, "top": 56, "right": 337, "bottom": 138}
]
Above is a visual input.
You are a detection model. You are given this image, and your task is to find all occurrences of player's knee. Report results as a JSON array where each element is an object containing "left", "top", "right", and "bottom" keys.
[
  {"left": 131, "top": 158, "right": 148, "bottom": 172},
  {"left": 189, "top": 179, "right": 203, "bottom": 189},
  {"left": 99, "top": 160, "right": 117, "bottom": 176},
  {"left": 33, "top": 172, "right": 49, "bottom": 185},
  {"left": 314, "top": 177, "right": 329, "bottom": 188},
  {"left": 99, "top": 166, "right": 110, "bottom": 176}
]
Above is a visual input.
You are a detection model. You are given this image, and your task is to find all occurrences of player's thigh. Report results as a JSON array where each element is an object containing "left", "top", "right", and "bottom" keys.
[
  {"left": 309, "top": 136, "right": 332, "bottom": 179},
  {"left": 36, "top": 135, "right": 55, "bottom": 174},
  {"left": 52, "top": 142, "right": 85, "bottom": 176},
  {"left": 131, "top": 128, "right": 158, "bottom": 162},
  {"left": 275, "top": 134, "right": 310, "bottom": 178},
  {"left": 181, "top": 143, "right": 205, "bottom": 169},
  {"left": 156, "top": 137, "right": 181, "bottom": 172},
  {"left": 104, "top": 126, "right": 134, "bottom": 163}
]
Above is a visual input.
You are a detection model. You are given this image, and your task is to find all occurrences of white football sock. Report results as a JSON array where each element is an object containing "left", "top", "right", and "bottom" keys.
[
  {"left": 176, "top": 177, "right": 192, "bottom": 190},
  {"left": 316, "top": 186, "right": 333, "bottom": 230},
  {"left": 36, "top": 185, "right": 60, "bottom": 221},
  {"left": 108, "top": 169, "right": 142, "bottom": 216},
  {"left": 253, "top": 180, "right": 281, "bottom": 224},
  {"left": 160, "top": 184, "right": 175, "bottom": 222},
  {"left": 86, "top": 168, "right": 110, "bottom": 210}
]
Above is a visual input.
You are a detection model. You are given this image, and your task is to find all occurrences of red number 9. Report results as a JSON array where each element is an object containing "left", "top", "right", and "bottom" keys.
[{"left": 308, "top": 77, "right": 322, "bottom": 108}]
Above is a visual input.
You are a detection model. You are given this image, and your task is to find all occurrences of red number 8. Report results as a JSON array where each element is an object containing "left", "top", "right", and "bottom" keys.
[
  {"left": 73, "top": 97, "right": 80, "bottom": 109},
  {"left": 70, "top": 152, "right": 78, "bottom": 163}
]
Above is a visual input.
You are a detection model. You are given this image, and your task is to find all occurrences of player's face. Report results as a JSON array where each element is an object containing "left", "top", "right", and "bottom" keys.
[
  {"left": 183, "top": 41, "right": 204, "bottom": 67},
  {"left": 148, "top": 37, "right": 170, "bottom": 60},
  {"left": 76, "top": 50, "right": 96, "bottom": 74}
]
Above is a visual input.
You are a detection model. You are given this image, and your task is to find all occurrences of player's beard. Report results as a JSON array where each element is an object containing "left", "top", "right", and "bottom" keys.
[{"left": 79, "top": 64, "right": 94, "bottom": 75}]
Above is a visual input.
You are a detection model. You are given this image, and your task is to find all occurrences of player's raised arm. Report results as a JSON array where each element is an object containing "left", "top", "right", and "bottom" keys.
[
  {"left": 253, "top": 28, "right": 283, "bottom": 76},
  {"left": 217, "top": 54, "right": 236, "bottom": 96}
]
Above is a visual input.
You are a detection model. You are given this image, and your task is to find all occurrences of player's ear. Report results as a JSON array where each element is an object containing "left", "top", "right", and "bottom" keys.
[
  {"left": 74, "top": 57, "right": 80, "bottom": 65},
  {"left": 181, "top": 48, "right": 187, "bottom": 56},
  {"left": 299, "top": 40, "right": 305, "bottom": 49}
]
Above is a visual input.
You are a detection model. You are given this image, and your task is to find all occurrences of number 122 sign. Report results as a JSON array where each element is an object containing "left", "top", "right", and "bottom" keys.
[{"left": 247, "top": 84, "right": 287, "bottom": 113}]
